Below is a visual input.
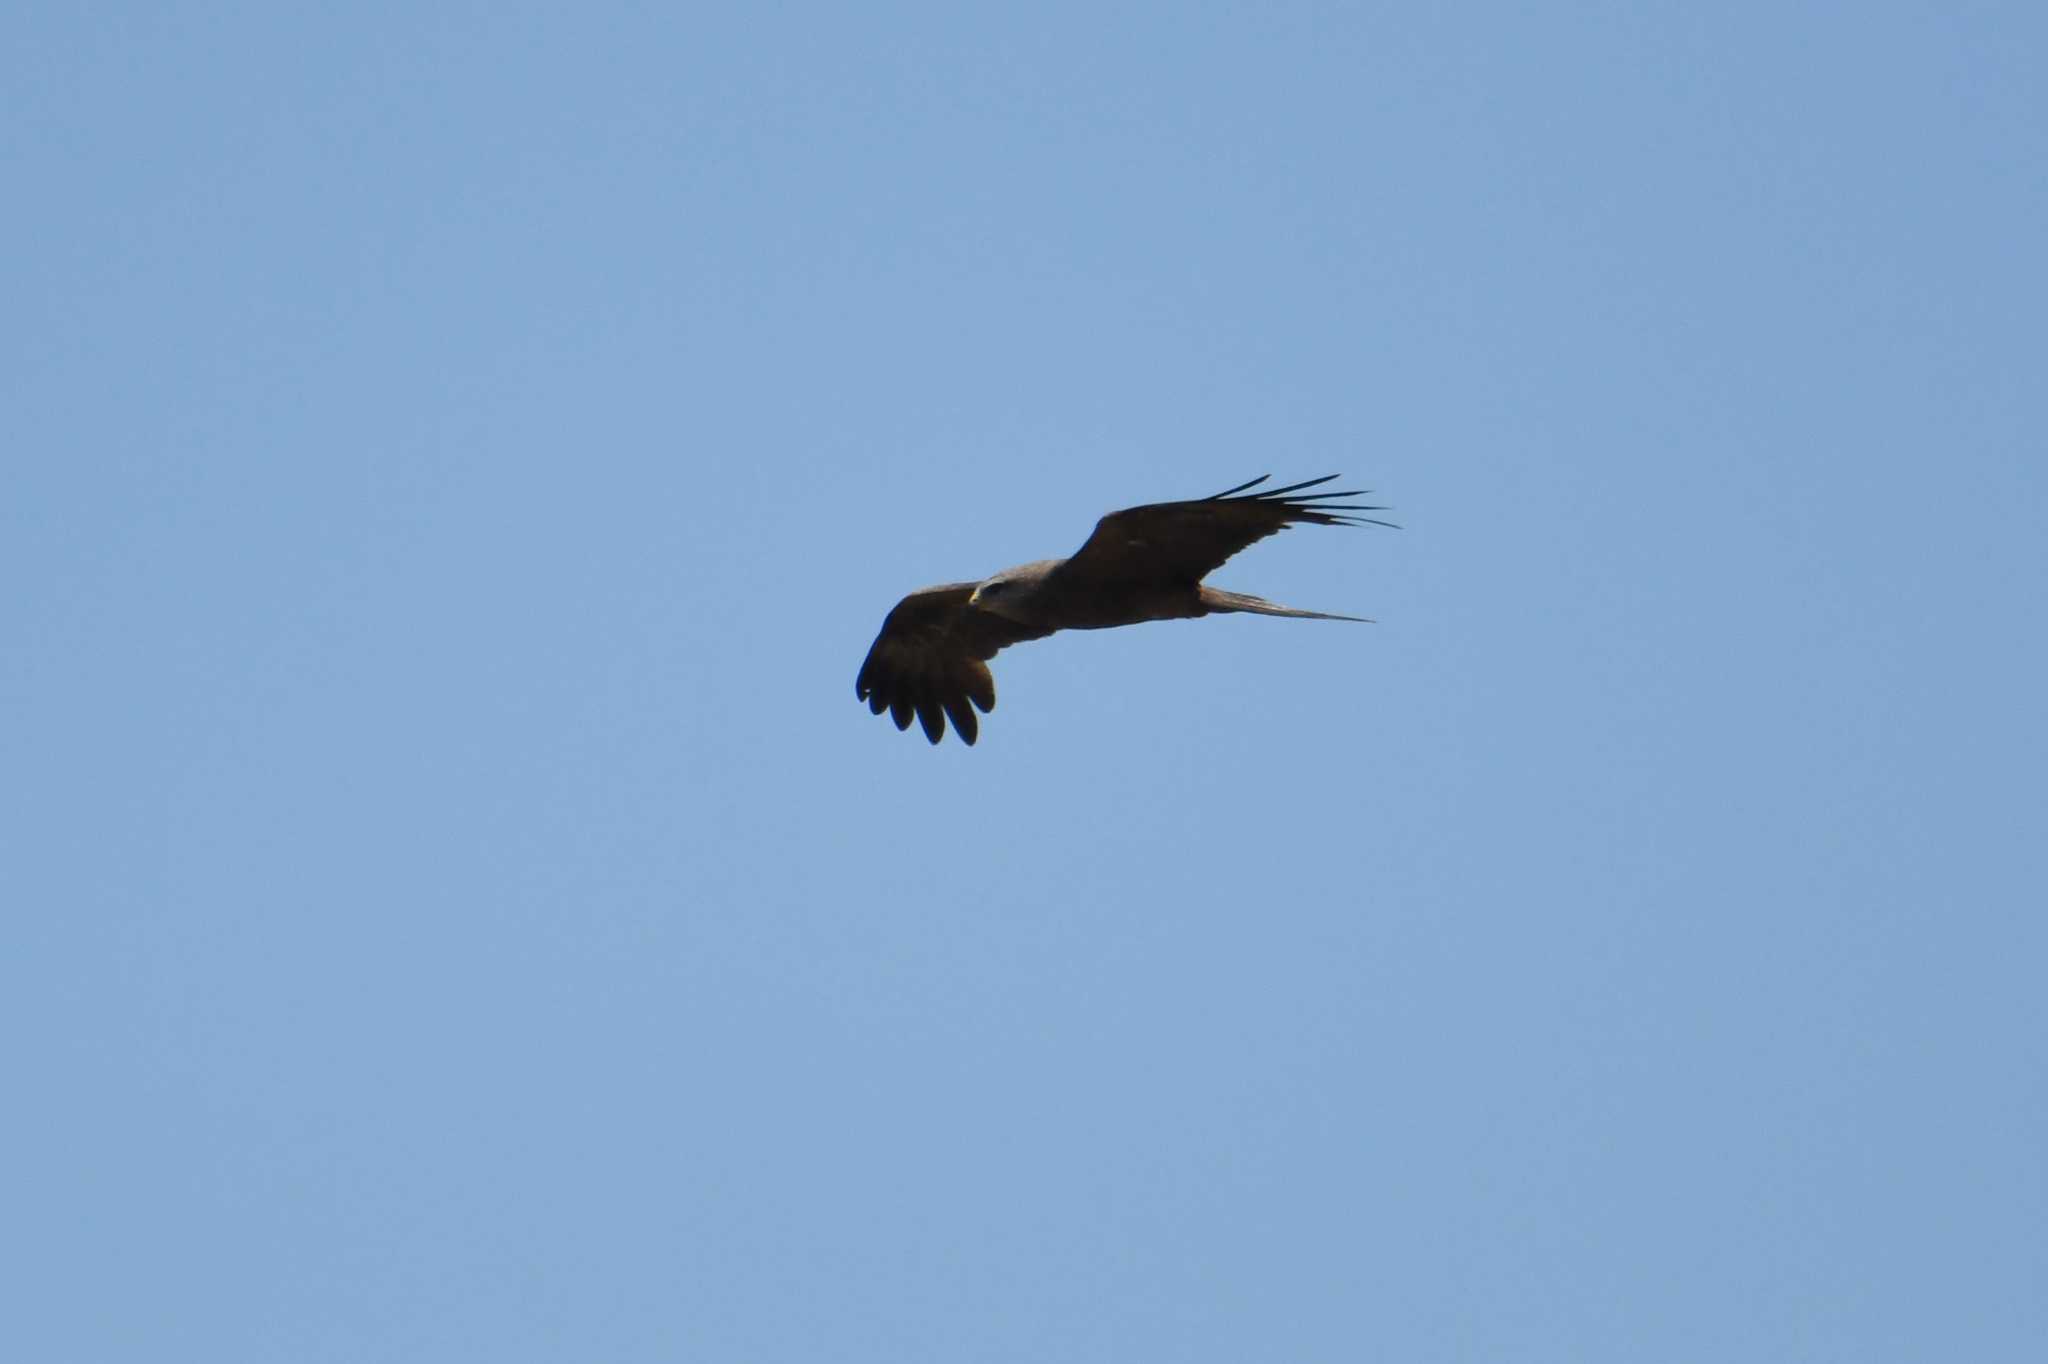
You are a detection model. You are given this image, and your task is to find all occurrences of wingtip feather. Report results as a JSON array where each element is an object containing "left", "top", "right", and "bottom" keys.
[{"left": 1208, "top": 474, "right": 1272, "bottom": 499}]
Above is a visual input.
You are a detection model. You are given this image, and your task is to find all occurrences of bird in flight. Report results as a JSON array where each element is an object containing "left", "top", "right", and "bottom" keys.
[{"left": 855, "top": 474, "right": 1393, "bottom": 745}]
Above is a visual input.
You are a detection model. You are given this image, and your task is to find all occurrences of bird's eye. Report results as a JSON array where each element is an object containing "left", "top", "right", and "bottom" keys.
[{"left": 982, "top": 582, "right": 1004, "bottom": 595}]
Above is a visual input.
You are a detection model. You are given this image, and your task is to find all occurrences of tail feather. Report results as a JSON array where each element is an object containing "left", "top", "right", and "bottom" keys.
[{"left": 1199, "top": 586, "right": 1372, "bottom": 623}]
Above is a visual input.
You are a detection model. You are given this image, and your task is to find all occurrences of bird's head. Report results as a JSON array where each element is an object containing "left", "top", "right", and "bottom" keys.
[{"left": 966, "top": 567, "right": 1045, "bottom": 624}]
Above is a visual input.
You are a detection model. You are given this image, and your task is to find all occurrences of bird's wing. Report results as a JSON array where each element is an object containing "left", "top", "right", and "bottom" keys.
[
  {"left": 854, "top": 583, "right": 1053, "bottom": 745},
  {"left": 1054, "top": 475, "right": 1393, "bottom": 587}
]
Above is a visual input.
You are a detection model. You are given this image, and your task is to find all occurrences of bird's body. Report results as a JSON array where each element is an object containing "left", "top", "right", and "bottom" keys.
[{"left": 855, "top": 475, "right": 1392, "bottom": 745}]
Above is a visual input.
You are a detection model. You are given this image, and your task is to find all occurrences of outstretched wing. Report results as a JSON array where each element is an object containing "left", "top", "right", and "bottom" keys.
[
  {"left": 1054, "top": 475, "right": 1393, "bottom": 588},
  {"left": 854, "top": 583, "right": 1052, "bottom": 745}
]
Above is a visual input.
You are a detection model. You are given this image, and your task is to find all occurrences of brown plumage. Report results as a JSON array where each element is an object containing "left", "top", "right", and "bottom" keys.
[{"left": 855, "top": 475, "right": 1393, "bottom": 745}]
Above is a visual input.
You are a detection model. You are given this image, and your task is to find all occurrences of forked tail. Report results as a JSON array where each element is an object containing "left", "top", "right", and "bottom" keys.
[{"left": 1199, "top": 586, "right": 1371, "bottom": 623}]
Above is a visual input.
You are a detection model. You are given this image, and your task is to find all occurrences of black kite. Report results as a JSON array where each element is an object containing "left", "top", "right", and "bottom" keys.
[{"left": 855, "top": 475, "right": 1392, "bottom": 745}]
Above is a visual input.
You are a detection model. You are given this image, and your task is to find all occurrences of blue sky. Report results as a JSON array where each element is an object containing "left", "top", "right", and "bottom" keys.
[{"left": 6, "top": 3, "right": 2044, "bottom": 1359}]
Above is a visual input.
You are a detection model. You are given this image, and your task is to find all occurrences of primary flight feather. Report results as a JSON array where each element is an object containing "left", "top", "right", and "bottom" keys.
[{"left": 854, "top": 475, "right": 1393, "bottom": 745}]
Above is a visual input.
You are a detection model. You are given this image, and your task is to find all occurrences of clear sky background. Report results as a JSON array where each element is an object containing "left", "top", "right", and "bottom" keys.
[{"left": 7, "top": 3, "right": 2044, "bottom": 1360}]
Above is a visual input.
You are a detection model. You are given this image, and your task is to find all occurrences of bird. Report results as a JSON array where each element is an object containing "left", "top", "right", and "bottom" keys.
[{"left": 854, "top": 474, "right": 1393, "bottom": 745}]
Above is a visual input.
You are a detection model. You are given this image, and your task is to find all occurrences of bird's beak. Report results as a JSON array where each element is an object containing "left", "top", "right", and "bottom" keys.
[{"left": 967, "top": 587, "right": 982, "bottom": 608}]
